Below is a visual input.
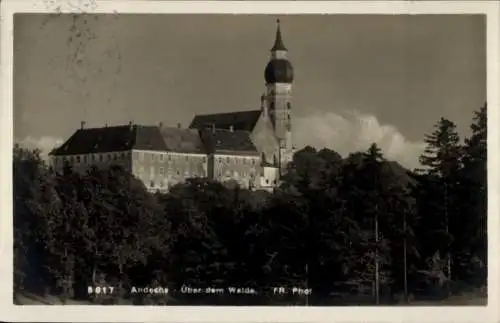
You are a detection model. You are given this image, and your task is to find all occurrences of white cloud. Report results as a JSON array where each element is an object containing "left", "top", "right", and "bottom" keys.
[
  {"left": 15, "top": 136, "right": 63, "bottom": 161},
  {"left": 293, "top": 109, "right": 426, "bottom": 170}
]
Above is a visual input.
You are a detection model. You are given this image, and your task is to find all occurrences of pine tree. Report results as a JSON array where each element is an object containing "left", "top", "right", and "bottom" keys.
[
  {"left": 418, "top": 117, "right": 462, "bottom": 288},
  {"left": 459, "top": 103, "right": 487, "bottom": 285}
]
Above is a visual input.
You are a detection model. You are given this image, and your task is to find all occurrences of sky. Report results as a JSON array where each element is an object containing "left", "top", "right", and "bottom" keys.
[{"left": 13, "top": 14, "right": 486, "bottom": 169}]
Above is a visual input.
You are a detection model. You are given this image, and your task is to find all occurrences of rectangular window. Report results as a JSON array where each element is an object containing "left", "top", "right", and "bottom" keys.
[
  {"left": 159, "top": 167, "right": 164, "bottom": 175},
  {"left": 160, "top": 154, "right": 164, "bottom": 161},
  {"left": 168, "top": 155, "right": 171, "bottom": 161},
  {"left": 139, "top": 152, "right": 144, "bottom": 161},
  {"left": 202, "top": 157, "right": 206, "bottom": 163},
  {"left": 83, "top": 155, "right": 88, "bottom": 164},
  {"left": 226, "top": 157, "right": 230, "bottom": 163},
  {"left": 108, "top": 154, "right": 112, "bottom": 161},
  {"left": 99, "top": 155, "right": 103, "bottom": 162},
  {"left": 151, "top": 154, "right": 155, "bottom": 161},
  {"left": 114, "top": 154, "right": 118, "bottom": 161},
  {"left": 186, "top": 156, "right": 189, "bottom": 161},
  {"left": 150, "top": 180, "right": 155, "bottom": 187},
  {"left": 76, "top": 156, "right": 81, "bottom": 163}
]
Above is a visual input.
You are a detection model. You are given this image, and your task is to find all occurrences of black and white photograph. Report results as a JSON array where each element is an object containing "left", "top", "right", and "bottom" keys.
[{"left": 1, "top": 0, "right": 499, "bottom": 322}]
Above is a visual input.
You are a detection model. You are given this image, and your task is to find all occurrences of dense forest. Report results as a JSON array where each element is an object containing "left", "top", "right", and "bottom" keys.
[{"left": 13, "top": 104, "right": 486, "bottom": 305}]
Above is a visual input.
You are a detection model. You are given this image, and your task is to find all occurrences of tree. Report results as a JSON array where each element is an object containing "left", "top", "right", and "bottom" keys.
[
  {"left": 456, "top": 103, "right": 487, "bottom": 285},
  {"left": 417, "top": 117, "right": 462, "bottom": 291}
]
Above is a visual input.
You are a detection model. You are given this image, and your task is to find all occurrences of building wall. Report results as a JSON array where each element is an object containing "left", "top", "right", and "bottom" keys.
[
  {"left": 51, "top": 151, "right": 132, "bottom": 174},
  {"left": 131, "top": 149, "right": 208, "bottom": 191},
  {"left": 260, "top": 166, "right": 279, "bottom": 189},
  {"left": 50, "top": 149, "right": 275, "bottom": 192},
  {"left": 250, "top": 113, "right": 280, "bottom": 166},
  {"left": 212, "top": 153, "right": 260, "bottom": 189}
]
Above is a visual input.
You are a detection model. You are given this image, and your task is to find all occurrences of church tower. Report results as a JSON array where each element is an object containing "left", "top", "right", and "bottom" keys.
[{"left": 264, "top": 19, "right": 294, "bottom": 170}]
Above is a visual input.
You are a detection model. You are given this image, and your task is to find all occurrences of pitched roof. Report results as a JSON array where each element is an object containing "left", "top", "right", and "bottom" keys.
[
  {"left": 159, "top": 126, "right": 206, "bottom": 154},
  {"left": 51, "top": 122, "right": 261, "bottom": 157},
  {"left": 50, "top": 125, "right": 167, "bottom": 156},
  {"left": 201, "top": 129, "right": 259, "bottom": 156},
  {"left": 189, "top": 110, "right": 261, "bottom": 132},
  {"left": 50, "top": 125, "right": 139, "bottom": 156},
  {"left": 134, "top": 125, "right": 168, "bottom": 151}
]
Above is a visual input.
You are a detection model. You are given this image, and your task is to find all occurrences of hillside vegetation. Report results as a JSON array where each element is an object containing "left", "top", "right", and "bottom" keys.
[{"left": 13, "top": 104, "right": 487, "bottom": 305}]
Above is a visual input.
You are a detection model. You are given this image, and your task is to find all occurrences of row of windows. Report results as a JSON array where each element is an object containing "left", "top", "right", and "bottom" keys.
[
  {"left": 217, "top": 157, "right": 257, "bottom": 165},
  {"left": 56, "top": 152, "right": 130, "bottom": 165},
  {"left": 217, "top": 171, "right": 254, "bottom": 178},
  {"left": 138, "top": 166, "right": 205, "bottom": 178},
  {"left": 134, "top": 152, "right": 206, "bottom": 163}
]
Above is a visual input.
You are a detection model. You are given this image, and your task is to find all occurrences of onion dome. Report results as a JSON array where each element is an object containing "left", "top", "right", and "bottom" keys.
[
  {"left": 265, "top": 59, "right": 294, "bottom": 84},
  {"left": 264, "top": 19, "right": 294, "bottom": 84}
]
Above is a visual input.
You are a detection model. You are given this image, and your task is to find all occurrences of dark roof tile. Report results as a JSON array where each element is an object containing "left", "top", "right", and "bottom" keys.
[
  {"left": 189, "top": 110, "right": 261, "bottom": 132},
  {"left": 50, "top": 125, "right": 137, "bottom": 155},
  {"left": 159, "top": 126, "right": 205, "bottom": 154},
  {"left": 201, "top": 129, "right": 259, "bottom": 156}
]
